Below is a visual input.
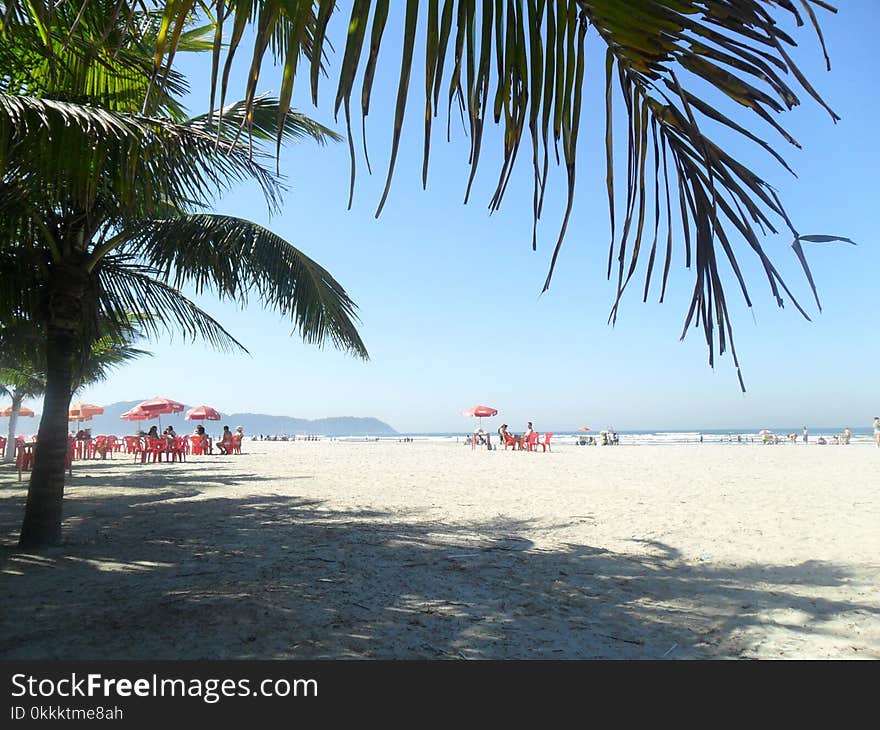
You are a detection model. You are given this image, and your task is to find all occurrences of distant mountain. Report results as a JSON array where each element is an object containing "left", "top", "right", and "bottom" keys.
[{"left": 60, "top": 401, "right": 397, "bottom": 437}]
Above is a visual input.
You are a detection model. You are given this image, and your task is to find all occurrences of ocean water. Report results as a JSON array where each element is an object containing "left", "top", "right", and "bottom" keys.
[{"left": 336, "top": 427, "right": 876, "bottom": 446}]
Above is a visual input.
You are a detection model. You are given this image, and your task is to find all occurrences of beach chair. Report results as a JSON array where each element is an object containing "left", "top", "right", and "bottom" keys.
[
  {"left": 231, "top": 434, "right": 242, "bottom": 454},
  {"left": 93, "top": 435, "right": 113, "bottom": 459},
  {"left": 67, "top": 437, "right": 75, "bottom": 476},
  {"left": 540, "top": 433, "right": 553, "bottom": 452},
  {"left": 124, "top": 436, "right": 145, "bottom": 462},
  {"left": 525, "top": 432, "right": 539, "bottom": 451},
  {"left": 503, "top": 434, "right": 517, "bottom": 450},
  {"left": 16, "top": 441, "right": 35, "bottom": 481},
  {"left": 166, "top": 437, "right": 187, "bottom": 463},
  {"left": 144, "top": 438, "right": 166, "bottom": 463}
]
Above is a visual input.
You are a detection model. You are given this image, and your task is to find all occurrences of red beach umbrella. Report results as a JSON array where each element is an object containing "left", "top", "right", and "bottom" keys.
[
  {"left": 69, "top": 402, "right": 104, "bottom": 426},
  {"left": 69, "top": 402, "right": 104, "bottom": 419},
  {"left": 135, "top": 397, "right": 185, "bottom": 415},
  {"left": 1, "top": 405, "right": 35, "bottom": 417},
  {"left": 120, "top": 407, "right": 153, "bottom": 421},
  {"left": 185, "top": 405, "right": 221, "bottom": 421},
  {"left": 134, "top": 397, "right": 185, "bottom": 432},
  {"left": 462, "top": 404, "right": 498, "bottom": 429},
  {"left": 463, "top": 405, "right": 498, "bottom": 418}
]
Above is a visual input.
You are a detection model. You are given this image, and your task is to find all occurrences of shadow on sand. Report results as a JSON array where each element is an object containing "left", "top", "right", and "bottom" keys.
[{"left": 0, "top": 463, "right": 876, "bottom": 659}]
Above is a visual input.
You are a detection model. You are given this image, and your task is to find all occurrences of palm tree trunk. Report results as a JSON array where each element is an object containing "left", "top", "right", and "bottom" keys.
[
  {"left": 18, "top": 262, "right": 87, "bottom": 549},
  {"left": 4, "top": 392, "right": 22, "bottom": 460},
  {"left": 18, "top": 334, "right": 75, "bottom": 548}
]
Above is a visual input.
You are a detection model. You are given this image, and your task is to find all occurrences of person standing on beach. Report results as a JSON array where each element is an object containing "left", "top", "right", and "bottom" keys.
[
  {"left": 873, "top": 417, "right": 880, "bottom": 447},
  {"left": 803, "top": 426, "right": 809, "bottom": 444},
  {"left": 522, "top": 422, "right": 536, "bottom": 450}
]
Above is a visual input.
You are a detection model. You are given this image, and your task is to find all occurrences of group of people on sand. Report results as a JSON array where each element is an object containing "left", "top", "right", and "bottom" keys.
[
  {"left": 793, "top": 419, "right": 880, "bottom": 447},
  {"left": 494, "top": 422, "right": 539, "bottom": 450},
  {"left": 812, "top": 428, "right": 851, "bottom": 445},
  {"left": 134, "top": 424, "right": 242, "bottom": 454},
  {"left": 466, "top": 422, "right": 536, "bottom": 449},
  {"left": 760, "top": 422, "right": 875, "bottom": 445},
  {"left": 209, "top": 425, "right": 241, "bottom": 454}
]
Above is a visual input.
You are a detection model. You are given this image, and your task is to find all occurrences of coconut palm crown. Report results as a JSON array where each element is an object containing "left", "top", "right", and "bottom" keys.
[{"left": 0, "top": 2, "right": 367, "bottom": 547}]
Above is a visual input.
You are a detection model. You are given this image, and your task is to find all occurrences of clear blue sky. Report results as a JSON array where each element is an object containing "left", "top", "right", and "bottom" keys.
[{"left": 53, "top": 3, "right": 879, "bottom": 432}]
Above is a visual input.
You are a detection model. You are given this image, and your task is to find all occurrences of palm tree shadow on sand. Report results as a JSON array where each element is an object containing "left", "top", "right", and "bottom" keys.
[{"left": 0, "top": 471, "right": 877, "bottom": 660}]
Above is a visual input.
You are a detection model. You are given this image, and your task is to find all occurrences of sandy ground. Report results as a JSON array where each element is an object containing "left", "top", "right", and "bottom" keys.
[{"left": 1, "top": 439, "right": 878, "bottom": 659}]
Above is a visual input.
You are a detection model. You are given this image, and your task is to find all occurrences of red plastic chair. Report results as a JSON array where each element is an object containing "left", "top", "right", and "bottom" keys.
[
  {"left": 540, "top": 433, "right": 553, "bottom": 452},
  {"left": 67, "top": 437, "right": 75, "bottom": 476},
  {"left": 0, "top": 436, "right": 6, "bottom": 456},
  {"left": 166, "top": 437, "right": 187, "bottom": 462},
  {"left": 16, "top": 441, "right": 35, "bottom": 481},
  {"left": 101, "top": 435, "right": 122, "bottom": 458},
  {"left": 146, "top": 438, "right": 171, "bottom": 462},
  {"left": 231, "top": 434, "right": 242, "bottom": 454},
  {"left": 525, "top": 432, "right": 539, "bottom": 452},
  {"left": 128, "top": 437, "right": 149, "bottom": 463},
  {"left": 93, "top": 435, "right": 114, "bottom": 460},
  {"left": 503, "top": 434, "right": 517, "bottom": 450}
]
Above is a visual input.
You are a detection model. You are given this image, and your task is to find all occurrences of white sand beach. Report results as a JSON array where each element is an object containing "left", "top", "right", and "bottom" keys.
[{"left": 1, "top": 440, "right": 878, "bottom": 659}]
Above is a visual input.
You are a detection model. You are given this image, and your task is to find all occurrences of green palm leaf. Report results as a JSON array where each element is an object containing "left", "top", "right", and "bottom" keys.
[
  {"left": 122, "top": 214, "right": 368, "bottom": 358},
  {"left": 40, "top": 0, "right": 841, "bottom": 384},
  {"left": 96, "top": 256, "right": 249, "bottom": 354}
]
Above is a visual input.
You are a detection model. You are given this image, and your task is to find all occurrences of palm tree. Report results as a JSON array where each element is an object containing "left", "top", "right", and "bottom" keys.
[
  {"left": 0, "top": 366, "right": 43, "bottom": 460},
  {"left": 0, "top": 2, "right": 852, "bottom": 546},
  {"left": 1, "top": 3, "right": 368, "bottom": 547},
  {"left": 0, "top": 317, "right": 151, "bottom": 458},
  {"left": 4, "top": 1, "right": 851, "bottom": 374}
]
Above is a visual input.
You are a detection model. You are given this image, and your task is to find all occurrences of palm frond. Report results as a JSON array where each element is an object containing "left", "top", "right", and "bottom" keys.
[
  {"left": 0, "top": 93, "right": 285, "bottom": 224},
  {"left": 96, "top": 255, "right": 249, "bottom": 354},
  {"left": 0, "top": 3, "right": 192, "bottom": 118},
  {"left": 135, "top": 0, "right": 847, "bottom": 384},
  {"left": 121, "top": 214, "right": 368, "bottom": 358},
  {"left": 185, "top": 93, "right": 343, "bottom": 153},
  {"left": 0, "top": 312, "right": 152, "bottom": 395},
  {"left": 2, "top": 1, "right": 849, "bottom": 383}
]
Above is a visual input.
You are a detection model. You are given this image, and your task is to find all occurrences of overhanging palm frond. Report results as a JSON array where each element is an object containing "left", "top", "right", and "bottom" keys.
[
  {"left": 0, "top": 244, "right": 48, "bottom": 321},
  {"left": 123, "top": 214, "right": 368, "bottom": 358},
  {"left": 96, "top": 256, "right": 249, "bottom": 354},
  {"left": 73, "top": 336, "right": 152, "bottom": 389},
  {"left": 119, "top": 0, "right": 842, "bottom": 386},
  {"left": 0, "top": 314, "right": 151, "bottom": 394},
  {"left": 186, "top": 94, "right": 343, "bottom": 152},
  {"left": 0, "top": 2, "right": 220, "bottom": 119},
  {"left": 0, "top": 93, "right": 285, "bottom": 223}
]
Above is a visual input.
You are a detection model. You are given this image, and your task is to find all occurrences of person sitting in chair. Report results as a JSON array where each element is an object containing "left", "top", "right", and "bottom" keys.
[
  {"left": 217, "top": 425, "right": 234, "bottom": 455},
  {"left": 499, "top": 424, "right": 514, "bottom": 447},
  {"left": 191, "top": 424, "right": 212, "bottom": 454}
]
